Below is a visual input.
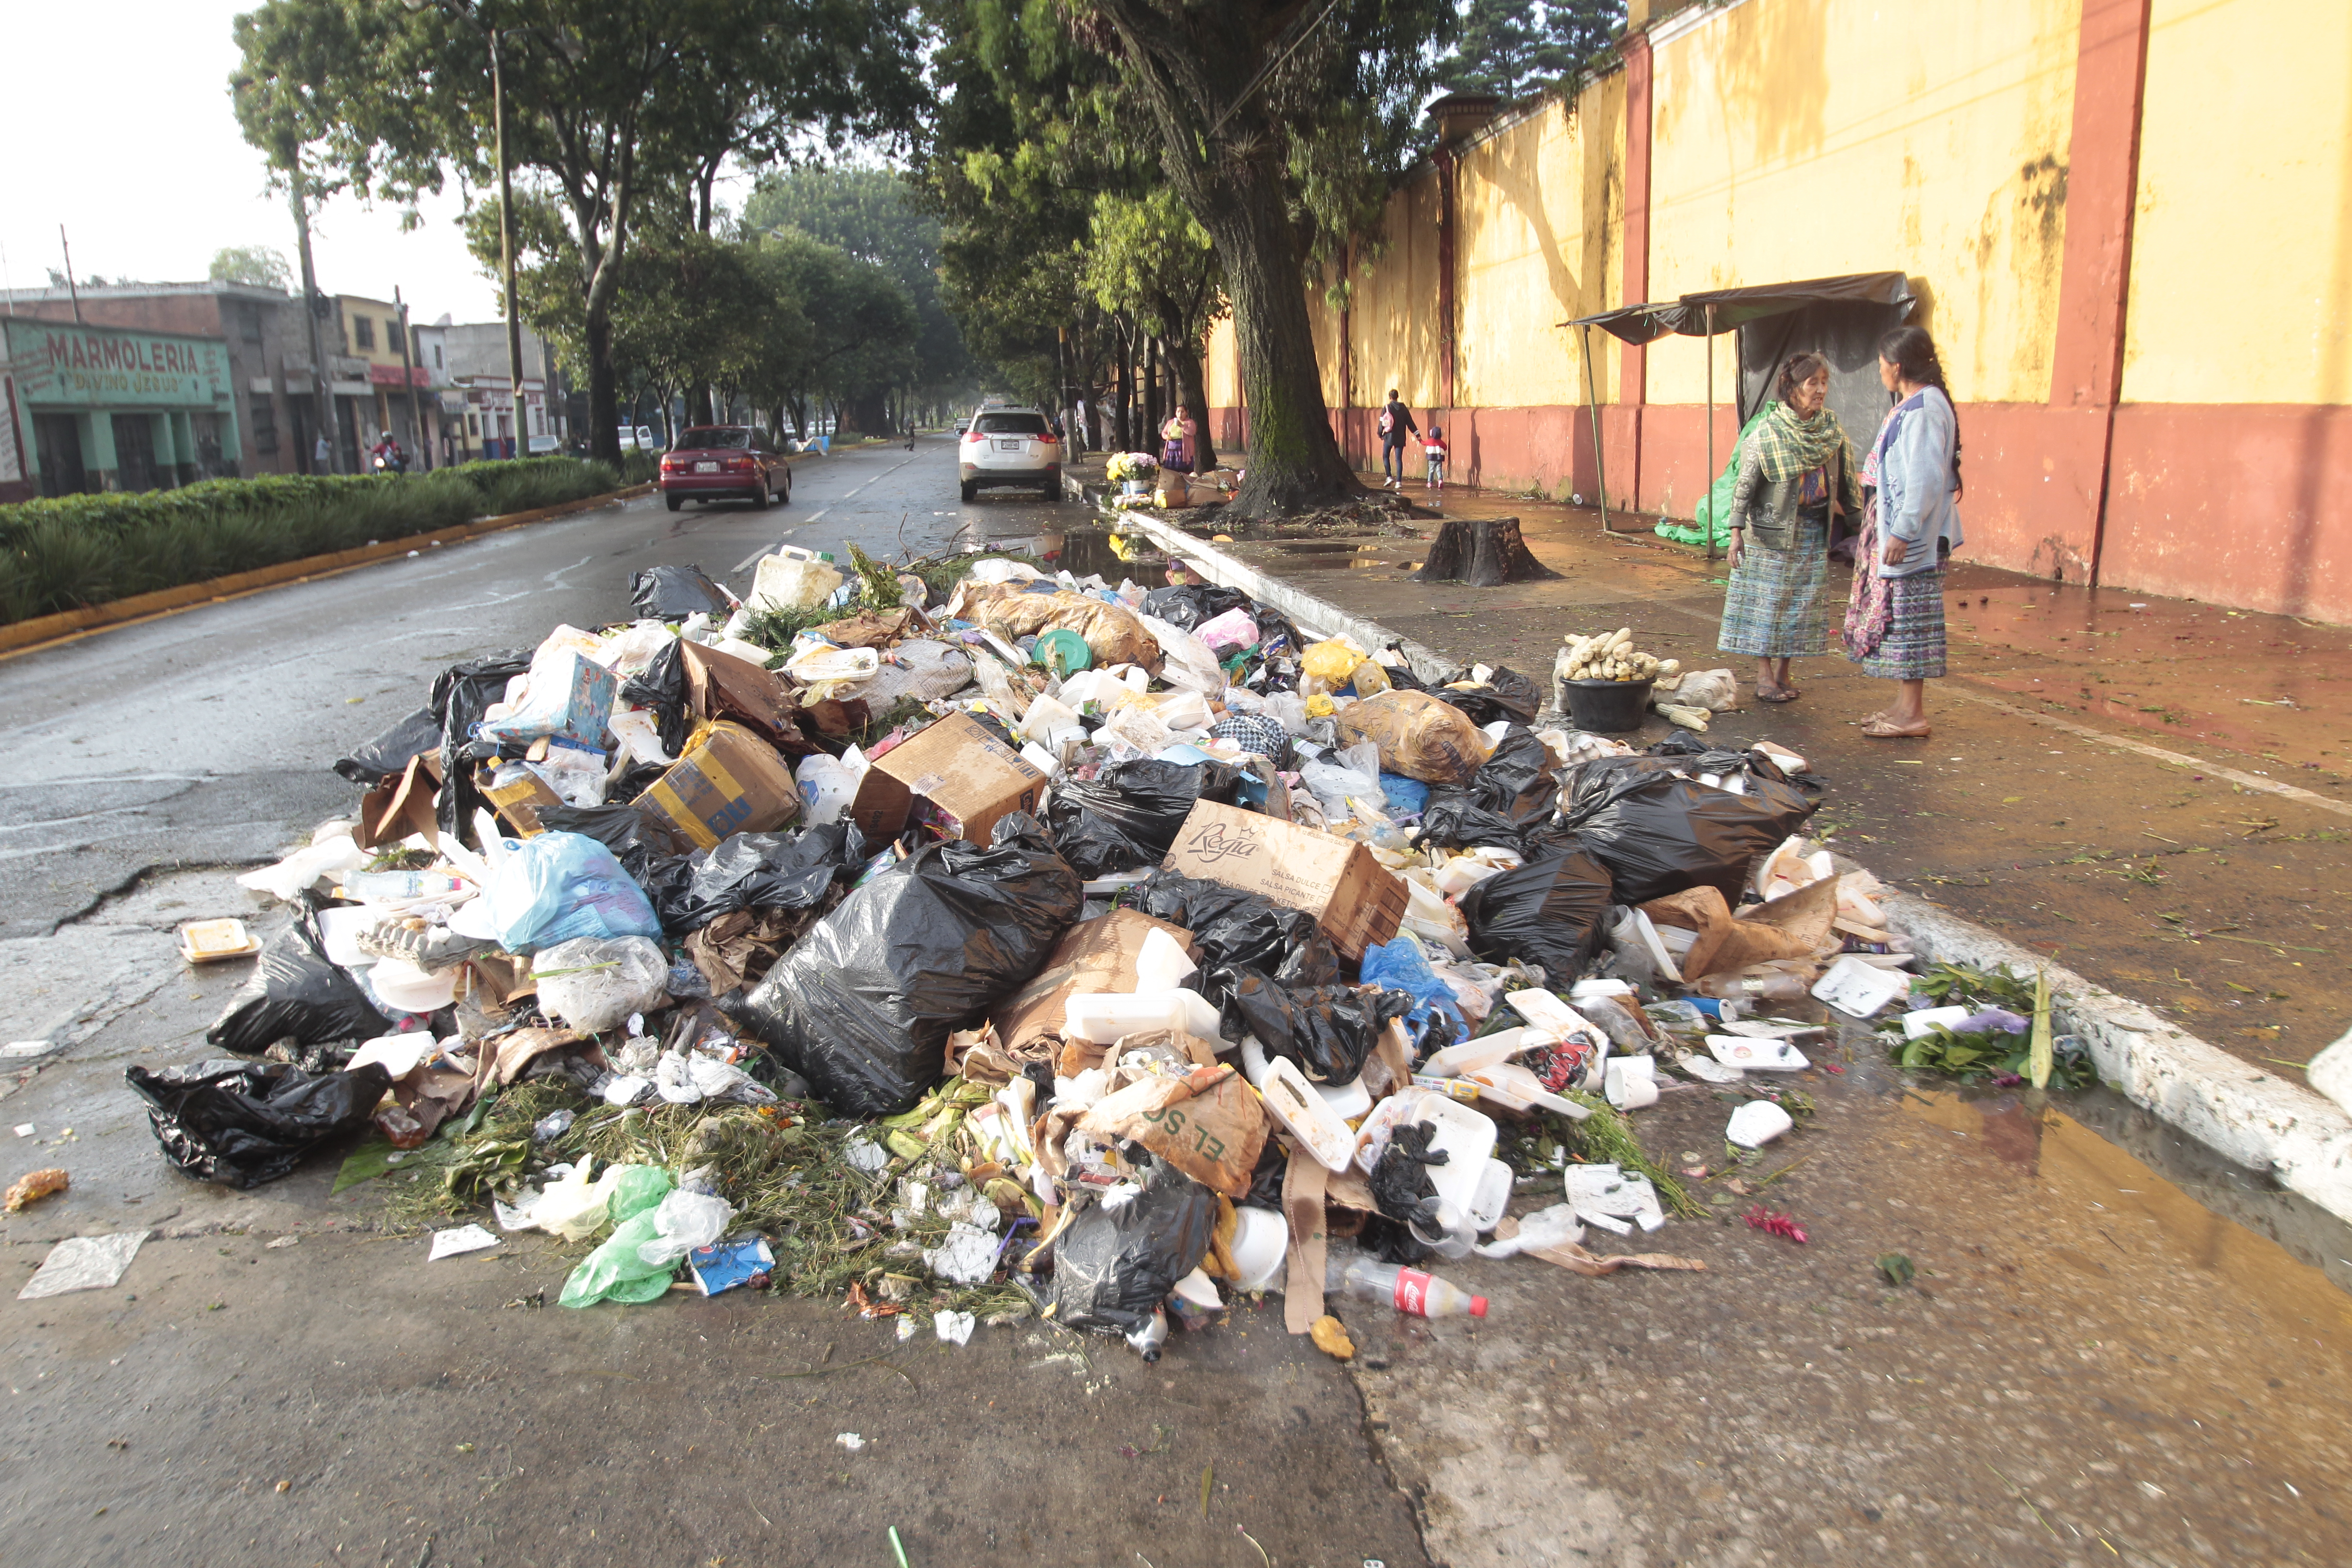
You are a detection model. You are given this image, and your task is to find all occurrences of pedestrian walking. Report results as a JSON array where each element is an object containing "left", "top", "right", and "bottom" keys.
[
  {"left": 314, "top": 430, "right": 331, "bottom": 473},
  {"left": 1844, "top": 325, "right": 1965, "bottom": 738},
  {"left": 1378, "top": 389, "right": 1418, "bottom": 489},
  {"left": 1717, "top": 352, "right": 1859, "bottom": 703},
  {"left": 1422, "top": 424, "right": 1449, "bottom": 491}
]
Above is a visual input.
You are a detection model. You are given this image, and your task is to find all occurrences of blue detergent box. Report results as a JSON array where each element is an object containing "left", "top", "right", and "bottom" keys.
[{"left": 687, "top": 1236, "right": 774, "bottom": 1296}]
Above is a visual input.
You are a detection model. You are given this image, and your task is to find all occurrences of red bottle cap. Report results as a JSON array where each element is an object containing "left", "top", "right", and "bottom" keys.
[{"left": 1470, "top": 1296, "right": 1489, "bottom": 1318}]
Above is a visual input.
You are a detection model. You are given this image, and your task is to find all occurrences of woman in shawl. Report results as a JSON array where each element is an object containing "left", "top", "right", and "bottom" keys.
[
  {"left": 1843, "top": 326, "right": 1965, "bottom": 739},
  {"left": 1718, "top": 352, "right": 1860, "bottom": 703}
]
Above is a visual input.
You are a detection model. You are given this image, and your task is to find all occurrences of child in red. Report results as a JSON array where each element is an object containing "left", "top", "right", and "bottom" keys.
[{"left": 1422, "top": 425, "right": 1449, "bottom": 491}]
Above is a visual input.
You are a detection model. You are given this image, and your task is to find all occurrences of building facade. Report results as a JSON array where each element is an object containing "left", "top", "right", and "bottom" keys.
[
  {"left": 440, "top": 320, "right": 566, "bottom": 460},
  {"left": 1203, "top": 0, "right": 2352, "bottom": 623},
  {"left": 0, "top": 317, "right": 239, "bottom": 499}
]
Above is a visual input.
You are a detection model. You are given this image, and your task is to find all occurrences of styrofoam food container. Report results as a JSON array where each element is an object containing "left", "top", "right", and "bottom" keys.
[
  {"left": 1260, "top": 1055, "right": 1358, "bottom": 1172},
  {"left": 1812, "top": 954, "right": 1911, "bottom": 1017},
  {"left": 1421, "top": 1026, "right": 1531, "bottom": 1079},
  {"left": 1901, "top": 1004, "right": 1975, "bottom": 1039},
  {"left": 1465, "top": 1158, "right": 1514, "bottom": 1233},
  {"left": 316, "top": 905, "right": 383, "bottom": 968},
  {"left": 1063, "top": 989, "right": 1222, "bottom": 1045},
  {"left": 1705, "top": 1035, "right": 1810, "bottom": 1072},
  {"left": 1227, "top": 1205, "right": 1289, "bottom": 1292},
  {"left": 1726, "top": 1099, "right": 1795, "bottom": 1148}
]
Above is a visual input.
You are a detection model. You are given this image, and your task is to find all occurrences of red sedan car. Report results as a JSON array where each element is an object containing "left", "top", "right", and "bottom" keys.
[{"left": 658, "top": 426, "right": 793, "bottom": 512}]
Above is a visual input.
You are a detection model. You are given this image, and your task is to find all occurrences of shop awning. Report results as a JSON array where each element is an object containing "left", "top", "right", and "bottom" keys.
[{"left": 1568, "top": 271, "right": 1915, "bottom": 344}]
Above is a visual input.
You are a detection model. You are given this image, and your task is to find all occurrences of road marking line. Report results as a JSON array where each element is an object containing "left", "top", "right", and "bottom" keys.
[{"left": 728, "top": 449, "right": 924, "bottom": 573}]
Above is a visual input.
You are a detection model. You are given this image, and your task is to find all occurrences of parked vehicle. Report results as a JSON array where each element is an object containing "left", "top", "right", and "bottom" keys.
[
  {"left": 659, "top": 426, "right": 793, "bottom": 512},
  {"left": 527, "top": 433, "right": 561, "bottom": 455},
  {"left": 617, "top": 426, "right": 662, "bottom": 453},
  {"left": 957, "top": 406, "right": 1061, "bottom": 502}
]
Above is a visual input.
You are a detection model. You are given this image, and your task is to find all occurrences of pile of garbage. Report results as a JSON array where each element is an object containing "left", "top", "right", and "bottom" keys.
[{"left": 130, "top": 540, "right": 1923, "bottom": 1351}]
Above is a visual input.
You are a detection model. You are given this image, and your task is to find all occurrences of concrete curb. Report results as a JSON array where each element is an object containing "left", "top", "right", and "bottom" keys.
[
  {"left": 0, "top": 482, "right": 656, "bottom": 660},
  {"left": 1128, "top": 505, "right": 2352, "bottom": 1222}
]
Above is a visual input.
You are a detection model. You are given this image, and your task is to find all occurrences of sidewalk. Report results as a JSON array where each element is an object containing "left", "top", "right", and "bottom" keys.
[{"left": 1162, "top": 474, "right": 2352, "bottom": 1080}]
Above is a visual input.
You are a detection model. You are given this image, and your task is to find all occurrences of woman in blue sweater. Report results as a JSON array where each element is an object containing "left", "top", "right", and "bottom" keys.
[{"left": 1844, "top": 326, "right": 1964, "bottom": 738}]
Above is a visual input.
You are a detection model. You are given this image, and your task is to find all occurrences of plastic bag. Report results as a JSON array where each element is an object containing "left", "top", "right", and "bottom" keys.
[
  {"left": 533, "top": 1155, "right": 626, "bottom": 1240},
  {"left": 333, "top": 707, "right": 442, "bottom": 786},
  {"left": 1459, "top": 844, "right": 1617, "bottom": 984},
  {"left": 1558, "top": 767, "right": 1815, "bottom": 905},
  {"left": 209, "top": 915, "right": 393, "bottom": 1054},
  {"left": 533, "top": 803, "right": 696, "bottom": 882},
  {"left": 125, "top": 1058, "right": 395, "bottom": 1188},
  {"left": 1047, "top": 1161, "right": 1218, "bottom": 1337},
  {"left": 485, "top": 831, "right": 662, "bottom": 956},
  {"left": 652, "top": 822, "right": 863, "bottom": 931},
  {"left": 1359, "top": 936, "right": 1466, "bottom": 1048},
  {"left": 1416, "top": 725, "right": 1561, "bottom": 850},
  {"left": 237, "top": 832, "right": 371, "bottom": 904},
  {"left": 534, "top": 935, "right": 669, "bottom": 1034},
  {"left": 1335, "top": 690, "right": 1486, "bottom": 784},
  {"left": 1138, "top": 614, "right": 1225, "bottom": 696},
  {"left": 629, "top": 564, "right": 735, "bottom": 619},
  {"left": 1044, "top": 759, "right": 1245, "bottom": 879},
  {"left": 637, "top": 1189, "right": 736, "bottom": 1268},
  {"left": 1219, "top": 972, "right": 1414, "bottom": 1085},
  {"left": 1298, "top": 754, "right": 1383, "bottom": 822},
  {"left": 618, "top": 641, "right": 692, "bottom": 760},
  {"left": 1123, "top": 870, "right": 1339, "bottom": 995},
  {"left": 430, "top": 649, "right": 533, "bottom": 841},
  {"left": 558, "top": 1166, "right": 679, "bottom": 1307},
  {"left": 962, "top": 585, "right": 1162, "bottom": 672},
  {"left": 1433, "top": 667, "right": 1542, "bottom": 727},
  {"left": 862, "top": 640, "right": 974, "bottom": 707},
  {"left": 1139, "top": 584, "right": 1248, "bottom": 632},
  {"left": 724, "top": 814, "right": 1081, "bottom": 1117}
]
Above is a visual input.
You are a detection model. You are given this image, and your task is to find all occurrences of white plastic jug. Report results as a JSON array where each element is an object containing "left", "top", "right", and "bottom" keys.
[
  {"left": 751, "top": 550, "right": 844, "bottom": 613},
  {"left": 795, "top": 753, "right": 858, "bottom": 827}
]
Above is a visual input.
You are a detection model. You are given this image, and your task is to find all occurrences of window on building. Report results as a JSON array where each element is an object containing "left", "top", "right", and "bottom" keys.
[
  {"left": 353, "top": 315, "right": 376, "bottom": 351},
  {"left": 240, "top": 307, "right": 263, "bottom": 345},
  {"left": 467, "top": 412, "right": 480, "bottom": 436},
  {"left": 250, "top": 396, "right": 279, "bottom": 454},
  {"left": 432, "top": 344, "right": 443, "bottom": 369}
]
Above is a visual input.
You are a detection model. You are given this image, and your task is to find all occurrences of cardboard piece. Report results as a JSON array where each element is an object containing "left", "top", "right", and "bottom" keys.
[
  {"left": 356, "top": 751, "right": 444, "bottom": 850},
  {"left": 642, "top": 720, "right": 801, "bottom": 851},
  {"left": 477, "top": 763, "right": 564, "bottom": 839},
  {"left": 680, "top": 642, "right": 803, "bottom": 753},
  {"left": 1077, "top": 1064, "right": 1267, "bottom": 1198},
  {"left": 1281, "top": 1146, "right": 1330, "bottom": 1335},
  {"left": 1161, "top": 798, "right": 1407, "bottom": 960},
  {"left": 1639, "top": 879, "right": 1837, "bottom": 981},
  {"left": 849, "top": 711, "right": 1050, "bottom": 845},
  {"left": 989, "top": 908, "right": 1198, "bottom": 1056}
]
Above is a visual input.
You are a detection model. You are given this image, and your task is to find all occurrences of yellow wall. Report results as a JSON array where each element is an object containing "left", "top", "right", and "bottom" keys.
[
  {"left": 1206, "top": 317, "right": 1238, "bottom": 407},
  {"left": 1645, "top": 0, "right": 2080, "bottom": 406},
  {"left": 1455, "top": 76, "right": 1629, "bottom": 406},
  {"left": 2123, "top": 0, "right": 2352, "bottom": 404},
  {"left": 1349, "top": 177, "right": 1445, "bottom": 410}
]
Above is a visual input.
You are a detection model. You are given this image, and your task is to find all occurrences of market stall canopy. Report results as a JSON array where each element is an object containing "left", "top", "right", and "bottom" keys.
[{"left": 1567, "top": 271, "right": 1916, "bottom": 344}]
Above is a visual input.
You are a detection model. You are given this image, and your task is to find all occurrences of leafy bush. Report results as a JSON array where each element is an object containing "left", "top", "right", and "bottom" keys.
[{"left": 0, "top": 458, "right": 627, "bottom": 624}]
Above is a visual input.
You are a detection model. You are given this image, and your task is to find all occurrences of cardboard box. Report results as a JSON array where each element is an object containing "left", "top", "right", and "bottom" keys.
[
  {"left": 1161, "top": 798, "right": 1406, "bottom": 959},
  {"left": 641, "top": 720, "right": 800, "bottom": 850},
  {"left": 989, "top": 907, "right": 1196, "bottom": 1056},
  {"left": 850, "top": 710, "right": 1049, "bottom": 845},
  {"left": 477, "top": 761, "right": 562, "bottom": 838},
  {"left": 680, "top": 641, "right": 802, "bottom": 752}
]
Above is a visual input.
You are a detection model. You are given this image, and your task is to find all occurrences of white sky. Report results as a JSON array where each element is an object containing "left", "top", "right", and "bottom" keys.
[{"left": 0, "top": 0, "right": 742, "bottom": 325}]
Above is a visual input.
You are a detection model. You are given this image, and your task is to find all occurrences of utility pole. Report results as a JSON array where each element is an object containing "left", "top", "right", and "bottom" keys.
[
  {"left": 491, "top": 26, "right": 526, "bottom": 456},
  {"left": 288, "top": 171, "right": 337, "bottom": 474},
  {"left": 395, "top": 286, "right": 427, "bottom": 470},
  {"left": 58, "top": 227, "right": 83, "bottom": 325}
]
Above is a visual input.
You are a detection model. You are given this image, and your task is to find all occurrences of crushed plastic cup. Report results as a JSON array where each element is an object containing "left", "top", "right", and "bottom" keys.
[{"left": 1726, "top": 1100, "right": 1795, "bottom": 1148}]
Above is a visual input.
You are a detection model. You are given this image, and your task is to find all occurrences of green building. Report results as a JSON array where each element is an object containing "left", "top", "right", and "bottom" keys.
[{"left": 1, "top": 317, "right": 240, "bottom": 497}]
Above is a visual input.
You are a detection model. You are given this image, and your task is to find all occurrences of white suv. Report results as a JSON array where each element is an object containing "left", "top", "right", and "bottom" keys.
[{"left": 957, "top": 406, "right": 1062, "bottom": 501}]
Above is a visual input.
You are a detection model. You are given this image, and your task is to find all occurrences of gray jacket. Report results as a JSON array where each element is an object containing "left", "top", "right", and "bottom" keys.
[
  {"left": 1871, "top": 386, "right": 1964, "bottom": 578},
  {"left": 1729, "top": 435, "right": 1859, "bottom": 552}
]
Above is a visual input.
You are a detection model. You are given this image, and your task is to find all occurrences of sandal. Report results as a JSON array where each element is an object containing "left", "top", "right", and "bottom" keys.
[
  {"left": 1861, "top": 717, "right": 1930, "bottom": 739},
  {"left": 1755, "top": 684, "right": 1799, "bottom": 704}
]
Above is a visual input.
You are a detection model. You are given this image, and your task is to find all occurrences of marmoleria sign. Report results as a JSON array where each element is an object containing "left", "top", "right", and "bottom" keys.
[{"left": 2, "top": 319, "right": 231, "bottom": 408}]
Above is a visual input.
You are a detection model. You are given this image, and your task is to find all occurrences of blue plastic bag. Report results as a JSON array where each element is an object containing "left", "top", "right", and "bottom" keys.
[
  {"left": 1378, "top": 772, "right": 1431, "bottom": 817},
  {"left": 487, "top": 832, "right": 662, "bottom": 956},
  {"left": 1359, "top": 934, "right": 1465, "bottom": 1048}
]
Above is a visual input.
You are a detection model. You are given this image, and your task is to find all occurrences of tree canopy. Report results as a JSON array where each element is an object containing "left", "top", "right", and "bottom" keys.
[
  {"left": 1437, "top": 0, "right": 1623, "bottom": 102},
  {"left": 209, "top": 245, "right": 294, "bottom": 290}
]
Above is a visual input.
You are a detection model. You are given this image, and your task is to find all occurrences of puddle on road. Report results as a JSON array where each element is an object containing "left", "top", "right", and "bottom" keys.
[
  {"left": 970, "top": 528, "right": 1169, "bottom": 582},
  {"left": 1894, "top": 1080, "right": 2352, "bottom": 1303}
]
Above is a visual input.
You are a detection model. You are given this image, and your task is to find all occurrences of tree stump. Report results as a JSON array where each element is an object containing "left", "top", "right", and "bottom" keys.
[{"left": 1411, "top": 516, "right": 1556, "bottom": 587}]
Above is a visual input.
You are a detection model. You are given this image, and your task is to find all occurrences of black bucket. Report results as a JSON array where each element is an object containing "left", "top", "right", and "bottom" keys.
[{"left": 1560, "top": 677, "right": 1654, "bottom": 733}]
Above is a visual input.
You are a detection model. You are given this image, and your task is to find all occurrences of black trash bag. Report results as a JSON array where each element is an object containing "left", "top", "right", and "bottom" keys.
[
  {"left": 1646, "top": 729, "right": 1796, "bottom": 785},
  {"left": 125, "top": 1058, "right": 395, "bottom": 1188},
  {"left": 1459, "top": 843, "right": 1617, "bottom": 984},
  {"left": 619, "top": 641, "right": 692, "bottom": 760},
  {"left": 721, "top": 813, "right": 1080, "bottom": 1117},
  {"left": 656, "top": 822, "right": 867, "bottom": 931},
  {"left": 208, "top": 915, "right": 392, "bottom": 1054},
  {"left": 1432, "top": 665, "right": 1542, "bottom": 727},
  {"left": 1413, "top": 792, "right": 1528, "bottom": 852},
  {"left": 1368, "top": 1118, "right": 1450, "bottom": 1224},
  {"left": 1044, "top": 759, "right": 1245, "bottom": 879},
  {"left": 1558, "top": 767, "right": 1815, "bottom": 905},
  {"left": 1048, "top": 1158, "right": 1219, "bottom": 1337},
  {"left": 1140, "top": 583, "right": 1249, "bottom": 633},
  {"left": 629, "top": 564, "right": 735, "bottom": 619},
  {"left": 1122, "top": 870, "right": 1338, "bottom": 995},
  {"left": 535, "top": 802, "right": 698, "bottom": 882},
  {"left": 332, "top": 706, "right": 442, "bottom": 787},
  {"left": 429, "top": 648, "right": 532, "bottom": 841},
  {"left": 1219, "top": 972, "right": 1414, "bottom": 1085},
  {"left": 1241, "top": 1135, "right": 1290, "bottom": 1213}
]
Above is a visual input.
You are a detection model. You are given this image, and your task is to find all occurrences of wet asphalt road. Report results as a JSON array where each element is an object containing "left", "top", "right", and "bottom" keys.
[{"left": 0, "top": 435, "right": 1069, "bottom": 943}]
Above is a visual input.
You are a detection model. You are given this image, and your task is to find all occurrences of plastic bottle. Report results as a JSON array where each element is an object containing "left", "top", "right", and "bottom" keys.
[
  {"left": 1326, "top": 1253, "right": 1489, "bottom": 1318},
  {"left": 1690, "top": 970, "right": 1812, "bottom": 1003},
  {"left": 1125, "top": 1306, "right": 1169, "bottom": 1362}
]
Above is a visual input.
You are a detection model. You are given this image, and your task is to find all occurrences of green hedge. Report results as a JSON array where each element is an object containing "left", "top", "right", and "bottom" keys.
[{"left": 0, "top": 457, "right": 623, "bottom": 625}]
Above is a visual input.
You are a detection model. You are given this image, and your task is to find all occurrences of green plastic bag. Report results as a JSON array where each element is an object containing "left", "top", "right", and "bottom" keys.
[
  {"left": 558, "top": 1165, "right": 675, "bottom": 1309},
  {"left": 1655, "top": 402, "right": 1775, "bottom": 549}
]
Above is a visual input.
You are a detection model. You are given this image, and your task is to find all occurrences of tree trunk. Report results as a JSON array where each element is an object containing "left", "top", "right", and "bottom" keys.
[
  {"left": 1163, "top": 333, "right": 1215, "bottom": 473},
  {"left": 1199, "top": 150, "right": 1358, "bottom": 515},
  {"left": 1114, "top": 342, "right": 1133, "bottom": 453},
  {"left": 584, "top": 304, "right": 622, "bottom": 465}
]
